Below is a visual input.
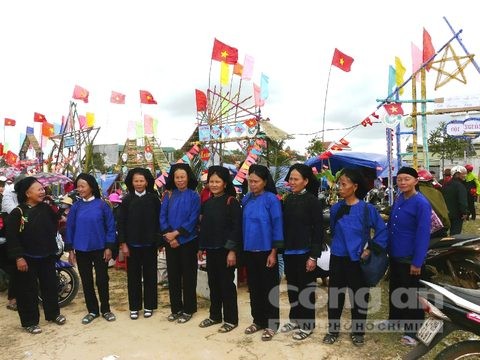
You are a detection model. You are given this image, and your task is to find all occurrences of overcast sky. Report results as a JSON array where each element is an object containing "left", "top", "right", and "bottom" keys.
[{"left": 1, "top": 0, "right": 479, "bottom": 158}]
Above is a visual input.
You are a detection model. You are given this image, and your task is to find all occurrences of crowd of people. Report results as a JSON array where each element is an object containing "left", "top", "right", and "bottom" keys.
[{"left": 0, "top": 162, "right": 478, "bottom": 348}]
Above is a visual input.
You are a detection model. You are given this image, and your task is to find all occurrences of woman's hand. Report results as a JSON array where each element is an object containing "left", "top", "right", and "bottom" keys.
[
  {"left": 197, "top": 250, "right": 204, "bottom": 262},
  {"left": 68, "top": 251, "right": 76, "bottom": 266},
  {"left": 169, "top": 239, "right": 180, "bottom": 249},
  {"left": 164, "top": 231, "right": 178, "bottom": 243},
  {"left": 121, "top": 243, "right": 130, "bottom": 257},
  {"left": 266, "top": 250, "right": 277, "bottom": 268},
  {"left": 410, "top": 264, "right": 421, "bottom": 276},
  {"left": 306, "top": 257, "right": 316, "bottom": 272},
  {"left": 226, "top": 251, "right": 236, "bottom": 267},
  {"left": 16, "top": 258, "right": 28, "bottom": 272},
  {"left": 104, "top": 248, "right": 112, "bottom": 262},
  {"left": 360, "top": 248, "right": 371, "bottom": 261}
]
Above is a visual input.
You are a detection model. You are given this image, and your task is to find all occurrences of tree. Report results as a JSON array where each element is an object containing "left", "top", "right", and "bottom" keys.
[
  {"left": 306, "top": 137, "right": 325, "bottom": 157},
  {"left": 428, "top": 122, "right": 471, "bottom": 161}
]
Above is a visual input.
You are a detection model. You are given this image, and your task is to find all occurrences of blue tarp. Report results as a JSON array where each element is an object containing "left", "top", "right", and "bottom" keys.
[
  {"left": 96, "top": 174, "right": 120, "bottom": 195},
  {"left": 304, "top": 151, "right": 405, "bottom": 178}
]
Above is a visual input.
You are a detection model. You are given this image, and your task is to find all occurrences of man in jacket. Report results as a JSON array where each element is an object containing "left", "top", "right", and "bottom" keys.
[{"left": 441, "top": 166, "right": 468, "bottom": 235}]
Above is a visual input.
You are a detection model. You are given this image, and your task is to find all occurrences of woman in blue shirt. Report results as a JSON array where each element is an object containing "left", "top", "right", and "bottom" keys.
[
  {"left": 65, "top": 173, "right": 117, "bottom": 325},
  {"left": 242, "top": 164, "right": 283, "bottom": 341},
  {"left": 160, "top": 163, "right": 200, "bottom": 324},
  {"left": 323, "top": 168, "right": 387, "bottom": 346},
  {"left": 388, "top": 166, "right": 431, "bottom": 346}
]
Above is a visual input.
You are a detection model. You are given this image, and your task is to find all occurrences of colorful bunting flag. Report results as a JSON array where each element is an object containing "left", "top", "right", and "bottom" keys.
[
  {"left": 195, "top": 89, "right": 207, "bottom": 112},
  {"left": 260, "top": 73, "right": 269, "bottom": 100},
  {"left": 5, "top": 150, "right": 18, "bottom": 165},
  {"left": 140, "top": 90, "right": 157, "bottom": 104},
  {"left": 233, "top": 63, "right": 243, "bottom": 77},
  {"left": 26, "top": 126, "right": 34, "bottom": 134},
  {"left": 72, "top": 85, "right": 89, "bottom": 103},
  {"left": 395, "top": 56, "right": 406, "bottom": 95},
  {"left": 144, "top": 114, "right": 154, "bottom": 135},
  {"left": 253, "top": 84, "right": 265, "bottom": 107},
  {"left": 423, "top": 28, "right": 436, "bottom": 71},
  {"left": 42, "top": 122, "right": 54, "bottom": 137},
  {"left": 332, "top": 48, "right": 354, "bottom": 72},
  {"left": 388, "top": 65, "right": 396, "bottom": 95},
  {"left": 211, "top": 38, "right": 238, "bottom": 64},
  {"left": 220, "top": 61, "right": 230, "bottom": 86},
  {"left": 242, "top": 55, "right": 254, "bottom": 80},
  {"left": 411, "top": 42, "right": 422, "bottom": 81},
  {"left": 86, "top": 112, "right": 95, "bottom": 127}
]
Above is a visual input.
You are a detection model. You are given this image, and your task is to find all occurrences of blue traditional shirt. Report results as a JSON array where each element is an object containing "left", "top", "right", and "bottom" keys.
[
  {"left": 388, "top": 192, "right": 431, "bottom": 267},
  {"left": 242, "top": 191, "right": 284, "bottom": 251},
  {"left": 160, "top": 188, "right": 200, "bottom": 245},
  {"left": 330, "top": 200, "right": 388, "bottom": 261}
]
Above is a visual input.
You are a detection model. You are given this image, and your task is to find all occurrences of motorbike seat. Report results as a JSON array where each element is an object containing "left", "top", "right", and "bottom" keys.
[
  {"left": 444, "top": 284, "right": 480, "bottom": 306},
  {"left": 429, "top": 234, "right": 480, "bottom": 249}
]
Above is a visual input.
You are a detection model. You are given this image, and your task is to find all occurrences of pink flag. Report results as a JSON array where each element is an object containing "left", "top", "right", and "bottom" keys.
[
  {"left": 242, "top": 54, "right": 254, "bottom": 80},
  {"left": 253, "top": 83, "right": 265, "bottom": 107},
  {"left": 127, "top": 120, "right": 136, "bottom": 138},
  {"left": 411, "top": 42, "right": 422, "bottom": 82},
  {"left": 144, "top": 114, "right": 154, "bottom": 135},
  {"left": 78, "top": 115, "right": 86, "bottom": 129}
]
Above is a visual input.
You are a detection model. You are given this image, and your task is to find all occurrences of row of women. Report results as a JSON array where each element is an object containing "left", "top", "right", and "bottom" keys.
[{"left": 6, "top": 164, "right": 430, "bottom": 347}]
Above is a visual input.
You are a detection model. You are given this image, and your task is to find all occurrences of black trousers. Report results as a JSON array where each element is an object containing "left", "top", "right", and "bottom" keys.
[
  {"left": 449, "top": 217, "right": 463, "bottom": 236},
  {"left": 0, "top": 243, "right": 16, "bottom": 300},
  {"left": 76, "top": 250, "right": 111, "bottom": 315},
  {"left": 14, "top": 255, "right": 59, "bottom": 327},
  {"left": 467, "top": 195, "right": 476, "bottom": 220},
  {"left": 389, "top": 259, "right": 424, "bottom": 338},
  {"left": 206, "top": 248, "right": 238, "bottom": 324},
  {"left": 284, "top": 253, "right": 317, "bottom": 331},
  {"left": 245, "top": 251, "right": 280, "bottom": 330},
  {"left": 165, "top": 239, "right": 198, "bottom": 315},
  {"left": 327, "top": 255, "right": 370, "bottom": 336},
  {"left": 127, "top": 245, "right": 158, "bottom": 311}
]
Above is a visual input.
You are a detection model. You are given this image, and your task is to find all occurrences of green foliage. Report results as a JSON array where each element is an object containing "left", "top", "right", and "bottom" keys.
[
  {"left": 428, "top": 122, "right": 472, "bottom": 161},
  {"left": 306, "top": 137, "right": 324, "bottom": 157}
]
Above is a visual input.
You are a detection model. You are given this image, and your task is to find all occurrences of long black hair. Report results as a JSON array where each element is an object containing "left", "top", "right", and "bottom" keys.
[
  {"left": 74, "top": 173, "right": 102, "bottom": 199},
  {"left": 124, "top": 167, "right": 155, "bottom": 193},
  {"left": 248, "top": 164, "right": 277, "bottom": 194},
  {"left": 207, "top": 165, "right": 236, "bottom": 197},
  {"left": 284, "top": 163, "right": 319, "bottom": 196}
]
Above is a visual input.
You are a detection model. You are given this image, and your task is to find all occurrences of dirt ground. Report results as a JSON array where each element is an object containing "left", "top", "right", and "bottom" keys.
[{"left": 0, "top": 264, "right": 420, "bottom": 360}]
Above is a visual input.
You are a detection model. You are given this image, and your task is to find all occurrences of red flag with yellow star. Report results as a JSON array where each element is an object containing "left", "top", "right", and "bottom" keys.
[
  {"left": 42, "top": 122, "right": 55, "bottom": 137},
  {"left": 139, "top": 90, "right": 157, "bottom": 104},
  {"left": 72, "top": 85, "right": 89, "bottom": 103},
  {"left": 211, "top": 38, "right": 238, "bottom": 65},
  {"left": 34, "top": 112, "right": 46, "bottom": 122},
  {"left": 4, "top": 118, "right": 16, "bottom": 126},
  {"left": 384, "top": 103, "right": 404, "bottom": 116},
  {"left": 331, "top": 48, "right": 354, "bottom": 72}
]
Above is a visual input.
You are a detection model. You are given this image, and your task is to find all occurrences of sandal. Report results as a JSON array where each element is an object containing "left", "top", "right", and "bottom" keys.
[
  {"left": 82, "top": 313, "right": 99, "bottom": 325},
  {"left": 102, "top": 312, "right": 116, "bottom": 322},
  {"left": 25, "top": 325, "right": 42, "bottom": 334},
  {"left": 6, "top": 303, "right": 17, "bottom": 311},
  {"left": 293, "top": 329, "right": 312, "bottom": 341},
  {"left": 130, "top": 311, "right": 139, "bottom": 320},
  {"left": 323, "top": 333, "right": 338, "bottom": 344},
  {"left": 167, "top": 311, "right": 182, "bottom": 322},
  {"left": 244, "top": 323, "right": 263, "bottom": 335},
  {"left": 177, "top": 313, "right": 192, "bottom": 324},
  {"left": 351, "top": 334, "right": 364, "bottom": 346},
  {"left": 400, "top": 335, "right": 418, "bottom": 347},
  {"left": 50, "top": 314, "right": 66, "bottom": 325},
  {"left": 280, "top": 322, "right": 299, "bottom": 333},
  {"left": 218, "top": 322, "right": 238, "bottom": 333},
  {"left": 199, "top": 318, "right": 221, "bottom": 328},
  {"left": 261, "top": 328, "right": 275, "bottom": 341},
  {"left": 143, "top": 309, "right": 153, "bottom": 318}
]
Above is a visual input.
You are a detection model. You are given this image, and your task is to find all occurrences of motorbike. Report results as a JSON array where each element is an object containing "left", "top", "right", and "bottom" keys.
[
  {"left": 38, "top": 237, "right": 80, "bottom": 308},
  {"left": 424, "top": 235, "right": 480, "bottom": 289},
  {"left": 403, "top": 279, "right": 480, "bottom": 360}
]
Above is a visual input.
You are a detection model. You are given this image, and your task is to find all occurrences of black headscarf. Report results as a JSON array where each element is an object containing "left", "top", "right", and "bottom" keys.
[
  {"left": 74, "top": 173, "right": 102, "bottom": 199},
  {"left": 124, "top": 167, "right": 155, "bottom": 193},
  {"left": 14, "top": 177, "right": 42, "bottom": 204},
  {"left": 338, "top": 168, "right": 368, "bottom": 199},
  {"left": 248, "top": 164, "right": 277, "bottom": 194},
  {"left": 164, "top": 163, "right": 198, "bottom": 190}
]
